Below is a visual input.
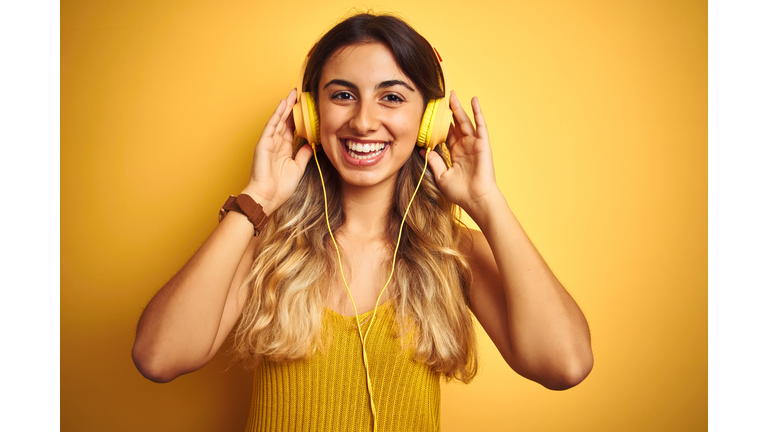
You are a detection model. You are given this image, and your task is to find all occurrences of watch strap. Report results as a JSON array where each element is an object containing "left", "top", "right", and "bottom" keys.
[
  {"left": 219, "top": 194, "right": 269, "bottom": 236},
  {"left": 237, "top": 194, "right": 269, "bottom": 234}
]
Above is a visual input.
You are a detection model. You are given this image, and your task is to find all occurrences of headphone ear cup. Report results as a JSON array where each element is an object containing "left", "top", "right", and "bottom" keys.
[
  {"left": 417, "top": 99, "right": 439, "bottom": 149},
  {"left": 417, "top": 97, "right": 452, "bottom": 151},
  {"left": 293, "top": 91, "right": 320, "bottom": 145}
]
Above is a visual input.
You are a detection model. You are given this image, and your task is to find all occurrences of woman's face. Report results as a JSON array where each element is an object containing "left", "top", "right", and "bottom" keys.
[{"left": 317, "top": 42, "right": 424, "bottom": 191}]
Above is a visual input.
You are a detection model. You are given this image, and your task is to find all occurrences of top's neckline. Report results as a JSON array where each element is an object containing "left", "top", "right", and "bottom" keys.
[{"left": 324, "top": 298, "right": 394, "bottom": 319}]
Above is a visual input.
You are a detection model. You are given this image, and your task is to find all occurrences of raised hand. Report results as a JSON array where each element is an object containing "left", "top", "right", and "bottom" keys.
[
  {"left": 423, "top": 91, "right": 500, "bottom": 217},
  {"left": 241, "top": 88, "right": 314, "bottom": 215}
]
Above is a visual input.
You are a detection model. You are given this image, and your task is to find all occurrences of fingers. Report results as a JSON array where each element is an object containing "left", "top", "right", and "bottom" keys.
[
  {"left": 293, "top": 144, "right": 314, "bottom": 173},
  {"left": 279, "top": 89, "right": 297, "bottom": 125},
  {"left": 446, "top": 122, "right": 457, "bottom": 148},
  {"left": 421, "top": 148, "right": 448, "bottom": 181},
  {"left": 276, "top": 112, "right": 295, "bottom": 146},
  {"left": 262, "top": 98, "right": 287, "bottom": 138},
  {"left": 274, "top": 89, "right": 298, "bottom": 139},
  {"left": 471, "top": 97, "right": 489, "bottom": 141},
  {"left": 449, "top": 91, "right": 476, "bottom": 138}
]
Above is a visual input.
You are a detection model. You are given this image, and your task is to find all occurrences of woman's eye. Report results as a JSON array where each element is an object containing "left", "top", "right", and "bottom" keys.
[
  {"left": 383, "top": 94, "right": 404, "bottom": 103},
  {"left": 331, "top": 91, "right": 354, "bottom": 101}
]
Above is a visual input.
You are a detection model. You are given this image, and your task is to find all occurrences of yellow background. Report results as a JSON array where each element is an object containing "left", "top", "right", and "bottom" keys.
[{"left": 61, "top": 0, "right": 707, "bottom": 430}]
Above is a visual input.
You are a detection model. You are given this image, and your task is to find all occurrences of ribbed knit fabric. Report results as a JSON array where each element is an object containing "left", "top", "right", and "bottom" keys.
[{"left": 244, "top": 301, "right": 441, "bottom": 431}]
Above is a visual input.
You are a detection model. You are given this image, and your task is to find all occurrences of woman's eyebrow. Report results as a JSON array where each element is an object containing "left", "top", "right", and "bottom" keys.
[
  {"left": 323, "top": 79, "right": 357, "bottom": 90},
  {"left": 322, "top": 78, "right": 415, "bottom": 92},
  {"left": 376, "top": 80, "right": 415, "bottom": 92}
]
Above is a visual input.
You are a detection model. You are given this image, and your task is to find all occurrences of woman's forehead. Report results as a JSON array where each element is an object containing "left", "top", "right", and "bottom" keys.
[{"left": 320, "top": 43, "right": 416, "bottom": 90}]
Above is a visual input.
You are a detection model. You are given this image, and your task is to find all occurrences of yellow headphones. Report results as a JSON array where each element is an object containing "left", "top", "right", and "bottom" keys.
[
  {"left": 291, "top": 43, "right": 451, "bottom": 432},
  {"left": 292, "top": 45, "right": 452, "bottom": 154}
]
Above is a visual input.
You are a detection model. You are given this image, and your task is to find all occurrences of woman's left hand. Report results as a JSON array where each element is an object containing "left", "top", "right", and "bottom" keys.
[{"left": 422, "top": 92, "right": 500, "bottom": 216}]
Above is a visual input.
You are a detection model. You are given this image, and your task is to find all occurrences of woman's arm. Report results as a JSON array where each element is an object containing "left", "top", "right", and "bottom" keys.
[
  {"left": 132, "top": 89, "right": 313, "bottom": 382},
  {"left": 463, "top": 212, "right": 592, "bottom": 390},
  {"left": 425, "top": 92, "right": 593, "bottom": 389},
  {"left": 131, "top": 215, "right": 257, "bottom": 383}
]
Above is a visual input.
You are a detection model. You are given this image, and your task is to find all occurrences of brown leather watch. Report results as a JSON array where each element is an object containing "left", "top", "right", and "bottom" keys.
[{"left": 219, "top": 194, "right": 269, "bottom": 236}]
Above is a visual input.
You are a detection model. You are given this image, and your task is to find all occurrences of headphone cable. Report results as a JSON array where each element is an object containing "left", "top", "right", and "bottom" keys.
[{"left": 312, "top": 143, "right": 432, "bottom": 432}]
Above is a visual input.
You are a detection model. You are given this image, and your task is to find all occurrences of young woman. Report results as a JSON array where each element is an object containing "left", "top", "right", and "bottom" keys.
[{"left": 132, "top": 13, "right": 593, "bottom": 431}]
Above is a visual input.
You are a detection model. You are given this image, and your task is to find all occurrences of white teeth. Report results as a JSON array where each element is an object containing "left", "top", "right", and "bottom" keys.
[
  {"left": 345, "top": 141, "right": 386, "bottom": 153},
  {"left": 344, "top": 140, "right": 387, "bottom": 160}
]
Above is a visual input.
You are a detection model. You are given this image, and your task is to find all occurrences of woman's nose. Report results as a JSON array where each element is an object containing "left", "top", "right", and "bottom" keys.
[{"left": 348, "top": 100, "right": 380, "bottom": 135}]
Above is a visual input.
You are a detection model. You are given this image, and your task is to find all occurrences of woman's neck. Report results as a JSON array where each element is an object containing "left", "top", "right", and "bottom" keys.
[{"left": 338, "top": 178, "right": 395, "bottom": 241}]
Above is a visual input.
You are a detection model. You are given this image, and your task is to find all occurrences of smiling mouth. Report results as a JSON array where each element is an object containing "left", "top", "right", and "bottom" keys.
[{"left": 344, "top": 140, "right": 389, "bottom": 160}]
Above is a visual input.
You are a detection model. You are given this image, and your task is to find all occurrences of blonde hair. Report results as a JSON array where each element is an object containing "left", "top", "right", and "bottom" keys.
[{"left": 232, "top": 144, "right": 478, "bottom": 383}]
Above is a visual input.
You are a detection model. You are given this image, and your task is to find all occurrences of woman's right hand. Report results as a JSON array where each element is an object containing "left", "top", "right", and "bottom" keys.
[{"left": 240, "top": 88, "right": 314, "bottom": 215}]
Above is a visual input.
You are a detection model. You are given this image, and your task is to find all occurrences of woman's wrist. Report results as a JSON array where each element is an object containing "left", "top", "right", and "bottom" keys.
[
  {"left": 462, "top": 187, "right": 507, "bottom": 229},
  {"left": 219, "top": 194, "right": 270, "bottom": 236},
  {"left": 239, "top": 186, "right": 276, "bottom": 216}
]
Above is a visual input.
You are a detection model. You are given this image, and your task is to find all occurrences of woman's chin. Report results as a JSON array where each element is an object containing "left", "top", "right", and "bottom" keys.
[{"left": 338, "top": 173, "right": 396, "bottom": 191}]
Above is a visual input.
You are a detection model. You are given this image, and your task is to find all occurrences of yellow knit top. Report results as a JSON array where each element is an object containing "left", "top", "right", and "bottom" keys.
[{"left": 244, "top": 301, "right": 441, "bottom": 431}]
